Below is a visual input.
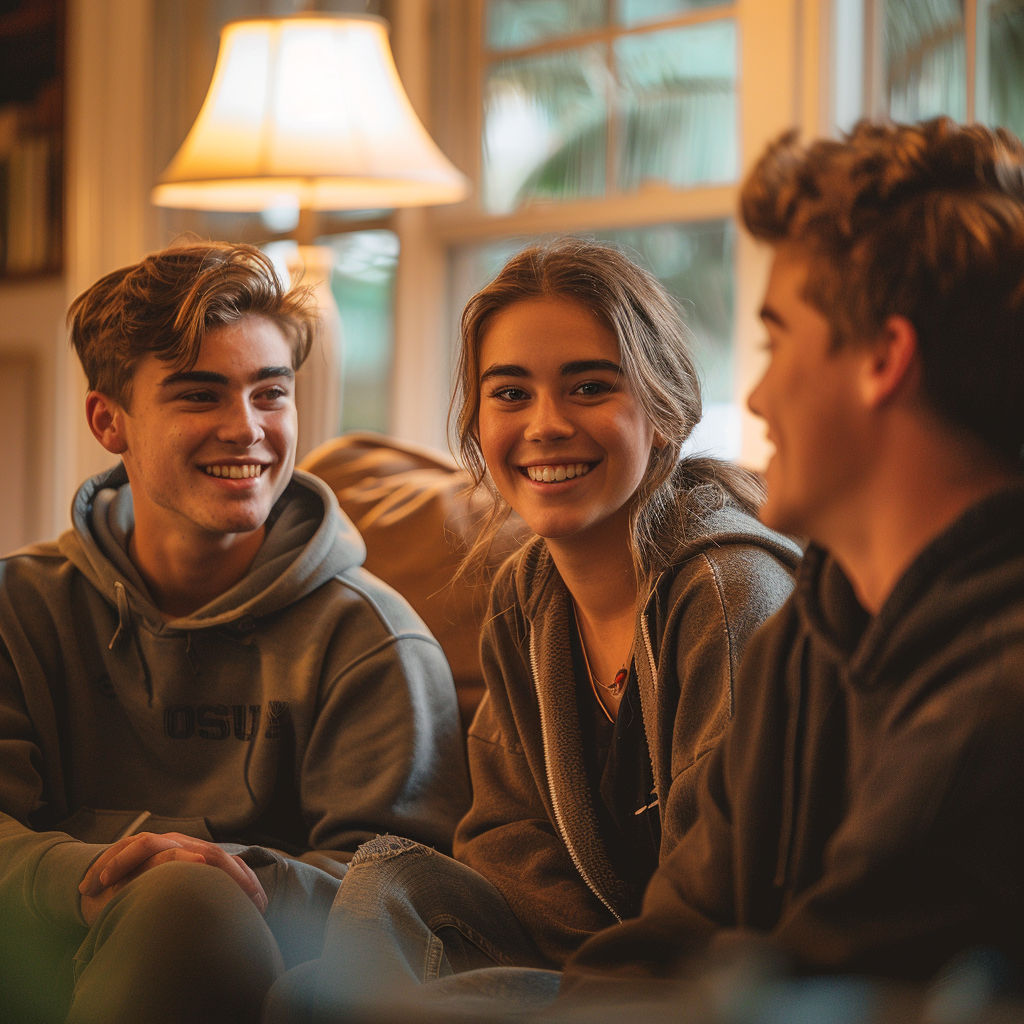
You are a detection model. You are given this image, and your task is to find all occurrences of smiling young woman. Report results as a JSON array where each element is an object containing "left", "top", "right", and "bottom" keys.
[{"left": 274, "top": 239, "right": 803, "bottom": 1015}]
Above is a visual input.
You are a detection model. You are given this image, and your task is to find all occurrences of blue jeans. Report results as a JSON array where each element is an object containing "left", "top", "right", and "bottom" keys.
[{"left": 263, "top": 836, "right": 561, "bottom": 1022}]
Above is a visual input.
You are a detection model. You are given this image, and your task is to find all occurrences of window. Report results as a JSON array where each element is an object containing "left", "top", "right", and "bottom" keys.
[
  {"left": 264, "top": 229, "right": 398, "bottom": 439},
  {"left": 328, "top": 230, "right": 399, "bottom": 435},
  {"left": 481, "top": 2, "right": 737, "bottom": 212},
  {"left": 833, "top": 0, "right": 1024, "bottom": 134}
]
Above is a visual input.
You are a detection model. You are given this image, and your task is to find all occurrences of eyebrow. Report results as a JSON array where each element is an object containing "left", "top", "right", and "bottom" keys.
[
  {"left": 561, "top": 359, "right": 621, "bottom": 376},
  {"left": 160, "top": 366, "right": 294, "bottom": 388},
  {"left": 479, "top": 358, "right": 622, "bottom": 384}
]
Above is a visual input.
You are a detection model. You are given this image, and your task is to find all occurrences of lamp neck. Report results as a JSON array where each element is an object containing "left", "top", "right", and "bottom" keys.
[{"left": 295, "top": 207, "right": 320, "bottom": 247}]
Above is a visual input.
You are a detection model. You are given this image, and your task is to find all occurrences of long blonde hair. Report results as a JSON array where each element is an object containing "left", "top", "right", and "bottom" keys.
[{"left": 451, "top": 237, "right": 764, "bottom": 585}]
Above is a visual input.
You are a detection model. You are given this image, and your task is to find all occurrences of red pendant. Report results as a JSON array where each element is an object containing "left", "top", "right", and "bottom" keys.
[{"left": 611, "top": 668, "right": 628, "bottom": 695}]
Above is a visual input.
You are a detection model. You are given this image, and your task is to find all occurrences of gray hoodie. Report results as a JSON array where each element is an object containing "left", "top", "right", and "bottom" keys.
[{"left": 0, "top": 464, "right": 469, "bottom": 930}]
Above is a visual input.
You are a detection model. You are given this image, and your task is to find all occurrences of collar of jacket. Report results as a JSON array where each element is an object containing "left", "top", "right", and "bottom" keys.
[
  {"left": 57, "top": 461, "right": 365, "bottom": 637},
  {"left": 795, "top": 481, "right": 1024, "bottom": 689}
]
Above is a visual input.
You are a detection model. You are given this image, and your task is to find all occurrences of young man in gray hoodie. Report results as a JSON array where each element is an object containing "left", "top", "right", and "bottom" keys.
[{"left": 0, "top": 241, "right": 469, "bottom": 1023}]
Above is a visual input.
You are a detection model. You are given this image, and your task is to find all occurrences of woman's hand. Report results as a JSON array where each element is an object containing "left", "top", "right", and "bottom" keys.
[{"left": 78, "top": 831, "right": 268, "bottom": 925}]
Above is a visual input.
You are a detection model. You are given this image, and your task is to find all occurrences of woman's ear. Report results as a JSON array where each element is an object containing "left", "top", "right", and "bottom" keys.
[{"left": 85, "top": 391, "right": 129, "bottom": 455}]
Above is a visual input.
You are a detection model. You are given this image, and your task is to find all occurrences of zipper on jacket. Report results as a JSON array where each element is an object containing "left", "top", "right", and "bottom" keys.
[
  {"left": 637, "top": 602, "right": 665, "bottom": 806},
  {"left": 640, "top": 612, "right": 657, "bottom": 693},
  {"left": 529, "top": 630, "right": 621, "bottom": 923}
]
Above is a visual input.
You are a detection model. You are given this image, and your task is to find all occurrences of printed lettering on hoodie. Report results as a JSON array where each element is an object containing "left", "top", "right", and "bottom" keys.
[{"left": 163, "top": 702, "right": 289, "bottom": 740}]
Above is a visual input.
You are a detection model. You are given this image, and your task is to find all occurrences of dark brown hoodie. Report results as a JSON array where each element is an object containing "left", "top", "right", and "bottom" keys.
[{"left": 565, "top": 484, "right": 1024, "bottom": 985}]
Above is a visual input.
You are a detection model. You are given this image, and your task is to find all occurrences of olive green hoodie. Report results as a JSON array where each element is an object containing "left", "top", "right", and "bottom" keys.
[{"left": 0, "top": 463, "right": 469, "bottom": 932}]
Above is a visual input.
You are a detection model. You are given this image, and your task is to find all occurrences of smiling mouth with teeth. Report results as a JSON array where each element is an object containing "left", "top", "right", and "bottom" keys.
[
  {"left": 524, "top": 463, "right": 593, "bottom": 483},
  {"left": 205, "top": 464, "right": 264, "bottom": 479}
]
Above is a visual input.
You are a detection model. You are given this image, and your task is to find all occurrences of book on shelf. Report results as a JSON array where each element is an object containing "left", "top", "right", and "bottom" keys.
[{"left": 0, "top": 88, "right": 62, "bottom": 278}]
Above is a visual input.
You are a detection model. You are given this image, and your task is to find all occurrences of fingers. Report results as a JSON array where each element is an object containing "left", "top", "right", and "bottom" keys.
[
  {"left": 170, "top": 839, "right": 268, "bottom": 915},
  {"left": 80, "top": 832, "right": 191, "bottom": 896},
  {"left": 78, "top": 832, "right": 269, "bottom": 916},
  {"left": 79, "top": 847, "right": 205, "bottom": 927}
]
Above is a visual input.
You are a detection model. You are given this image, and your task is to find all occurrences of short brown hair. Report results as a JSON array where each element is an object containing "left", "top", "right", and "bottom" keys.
[
  {"left": 741, "top": 117, "right": 1024, "bottom": 462},
  {"left": 68, "top": 240, "right": 317, "bottom": 408},
  {"left": 452, "top": 237, "right": 763, "bottom": 584}
]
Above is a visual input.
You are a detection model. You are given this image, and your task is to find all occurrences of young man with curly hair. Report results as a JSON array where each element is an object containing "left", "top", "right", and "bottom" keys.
[{"left": 564, "top": 117, "right": 1024, "bottom": 987}]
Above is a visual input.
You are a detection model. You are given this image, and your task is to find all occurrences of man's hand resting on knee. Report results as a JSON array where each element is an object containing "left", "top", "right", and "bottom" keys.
[{"left": 78, "top": 832, "right": 269, "bottom": 925}]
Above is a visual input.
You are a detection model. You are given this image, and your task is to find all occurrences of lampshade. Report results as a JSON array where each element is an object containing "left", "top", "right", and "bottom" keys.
[{"left": 151, "top": 13, "right": 468, "bottom": 211}]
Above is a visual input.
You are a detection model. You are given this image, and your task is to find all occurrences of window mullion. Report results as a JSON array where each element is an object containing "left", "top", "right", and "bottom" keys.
[
  {"left": 864, "top": 0, "right": 887, "bottom": 118},
  {"left": 606, "top": 39, "right": 618, "bottom": 196},
  {"left": 974, "top": 0, "right": 992, "bottom": 123},
  {"left": 429, "top": 185, "right": 737, "bottom": 243},
  {"left": 606, "top": 0, "right": 617, "bottom": 196},
  {"left": 470, "top": 0, "right": 486, "bottom": 209},
  {"left": 966, "top": 0, "right": 977, "bottom": 120}
]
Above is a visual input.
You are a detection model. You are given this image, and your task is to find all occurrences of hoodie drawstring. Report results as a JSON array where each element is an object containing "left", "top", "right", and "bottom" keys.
[
  {"left": 108, "top": 581, "right": 130, "bottom": 651},
  {"left": 107, "top": 581, "right": 155, "bottom": 706},
  {"left": 185, "top": 632, "right": 200, "bottom": 677},
  {"left": 773, "top": 637, "right": 808, "bottom": 890}
]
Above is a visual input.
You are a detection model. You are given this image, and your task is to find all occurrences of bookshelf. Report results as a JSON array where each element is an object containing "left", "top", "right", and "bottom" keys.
[{"left": 0, "top": 0, "right": 63, "bottom": 279}]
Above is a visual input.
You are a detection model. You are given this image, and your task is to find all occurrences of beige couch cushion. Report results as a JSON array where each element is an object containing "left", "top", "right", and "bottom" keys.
[{"left": 299, "top": 432, "right": 526, "bottom": 729}]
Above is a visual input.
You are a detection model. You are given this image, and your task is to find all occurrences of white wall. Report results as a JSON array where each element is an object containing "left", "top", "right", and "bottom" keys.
[
  {"left": 0, "top": 279, "right": 64, "bottom": 545},
  {"left": 58, "top": 0, "right": 160, "bottom": 531}
]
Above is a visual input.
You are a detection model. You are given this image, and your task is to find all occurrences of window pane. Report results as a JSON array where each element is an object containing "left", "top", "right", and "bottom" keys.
[
  {"left": 487, "top": 0, "right": 607, "bottom": 50},
  {"left": 615, "top": 20, "right": 737, "bottom": 189},
  {"left": 327, "top": 230, "right": 398, "bottom": 435},
  {"left": 448, "top": 221, "right": 739, "bottom": 459},
  {"left": 483, "top": 46, "right": 609, "bottom": 213},
  {"left": 617, "top": 0, "right": 729, "bottom": 28},
  {"left": 601, "top": 221, "right": 734, "bottom": 405},
  {"left": 885, "top": 0, "right": 966, "bottom": 122},
  {"left": 988, "top": 0, "right": 1024, "bottom": 140}
]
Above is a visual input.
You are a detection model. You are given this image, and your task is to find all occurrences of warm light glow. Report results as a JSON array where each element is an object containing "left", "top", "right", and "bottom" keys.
[{"left": 152, "top": 14, "right": 468, "bottom": 211}]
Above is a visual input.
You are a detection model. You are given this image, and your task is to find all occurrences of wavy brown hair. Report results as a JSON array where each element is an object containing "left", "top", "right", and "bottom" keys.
[
  {"left": 742, "top": 117, "right": 1024, "bottom": 463},
  {"left": 450, "top": 237, "right": 764, "bottom": 586},
  {"left": 68, "top": 240, "right": 316, "bottom": 409}
]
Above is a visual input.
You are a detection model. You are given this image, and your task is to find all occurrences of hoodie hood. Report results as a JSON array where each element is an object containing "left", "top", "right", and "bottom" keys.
[
  {"left": 512, "top": 489, "right": 803, "bottom": 621},
  {"left": 58, "top": 462, "right": 365, "bottom": 633},
  {"left": 795, "top": 482, "right": 1024, "bottom": 690}
]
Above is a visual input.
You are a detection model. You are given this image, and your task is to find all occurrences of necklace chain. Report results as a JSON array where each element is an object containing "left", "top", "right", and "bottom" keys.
[{"left": 572, "top": 600, "right": 632, "bottom": 718}]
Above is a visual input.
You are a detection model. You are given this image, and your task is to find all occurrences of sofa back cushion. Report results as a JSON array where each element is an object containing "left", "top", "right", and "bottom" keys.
[{"left": 299, "top": 432, "right": 526, "bottom": 729}]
